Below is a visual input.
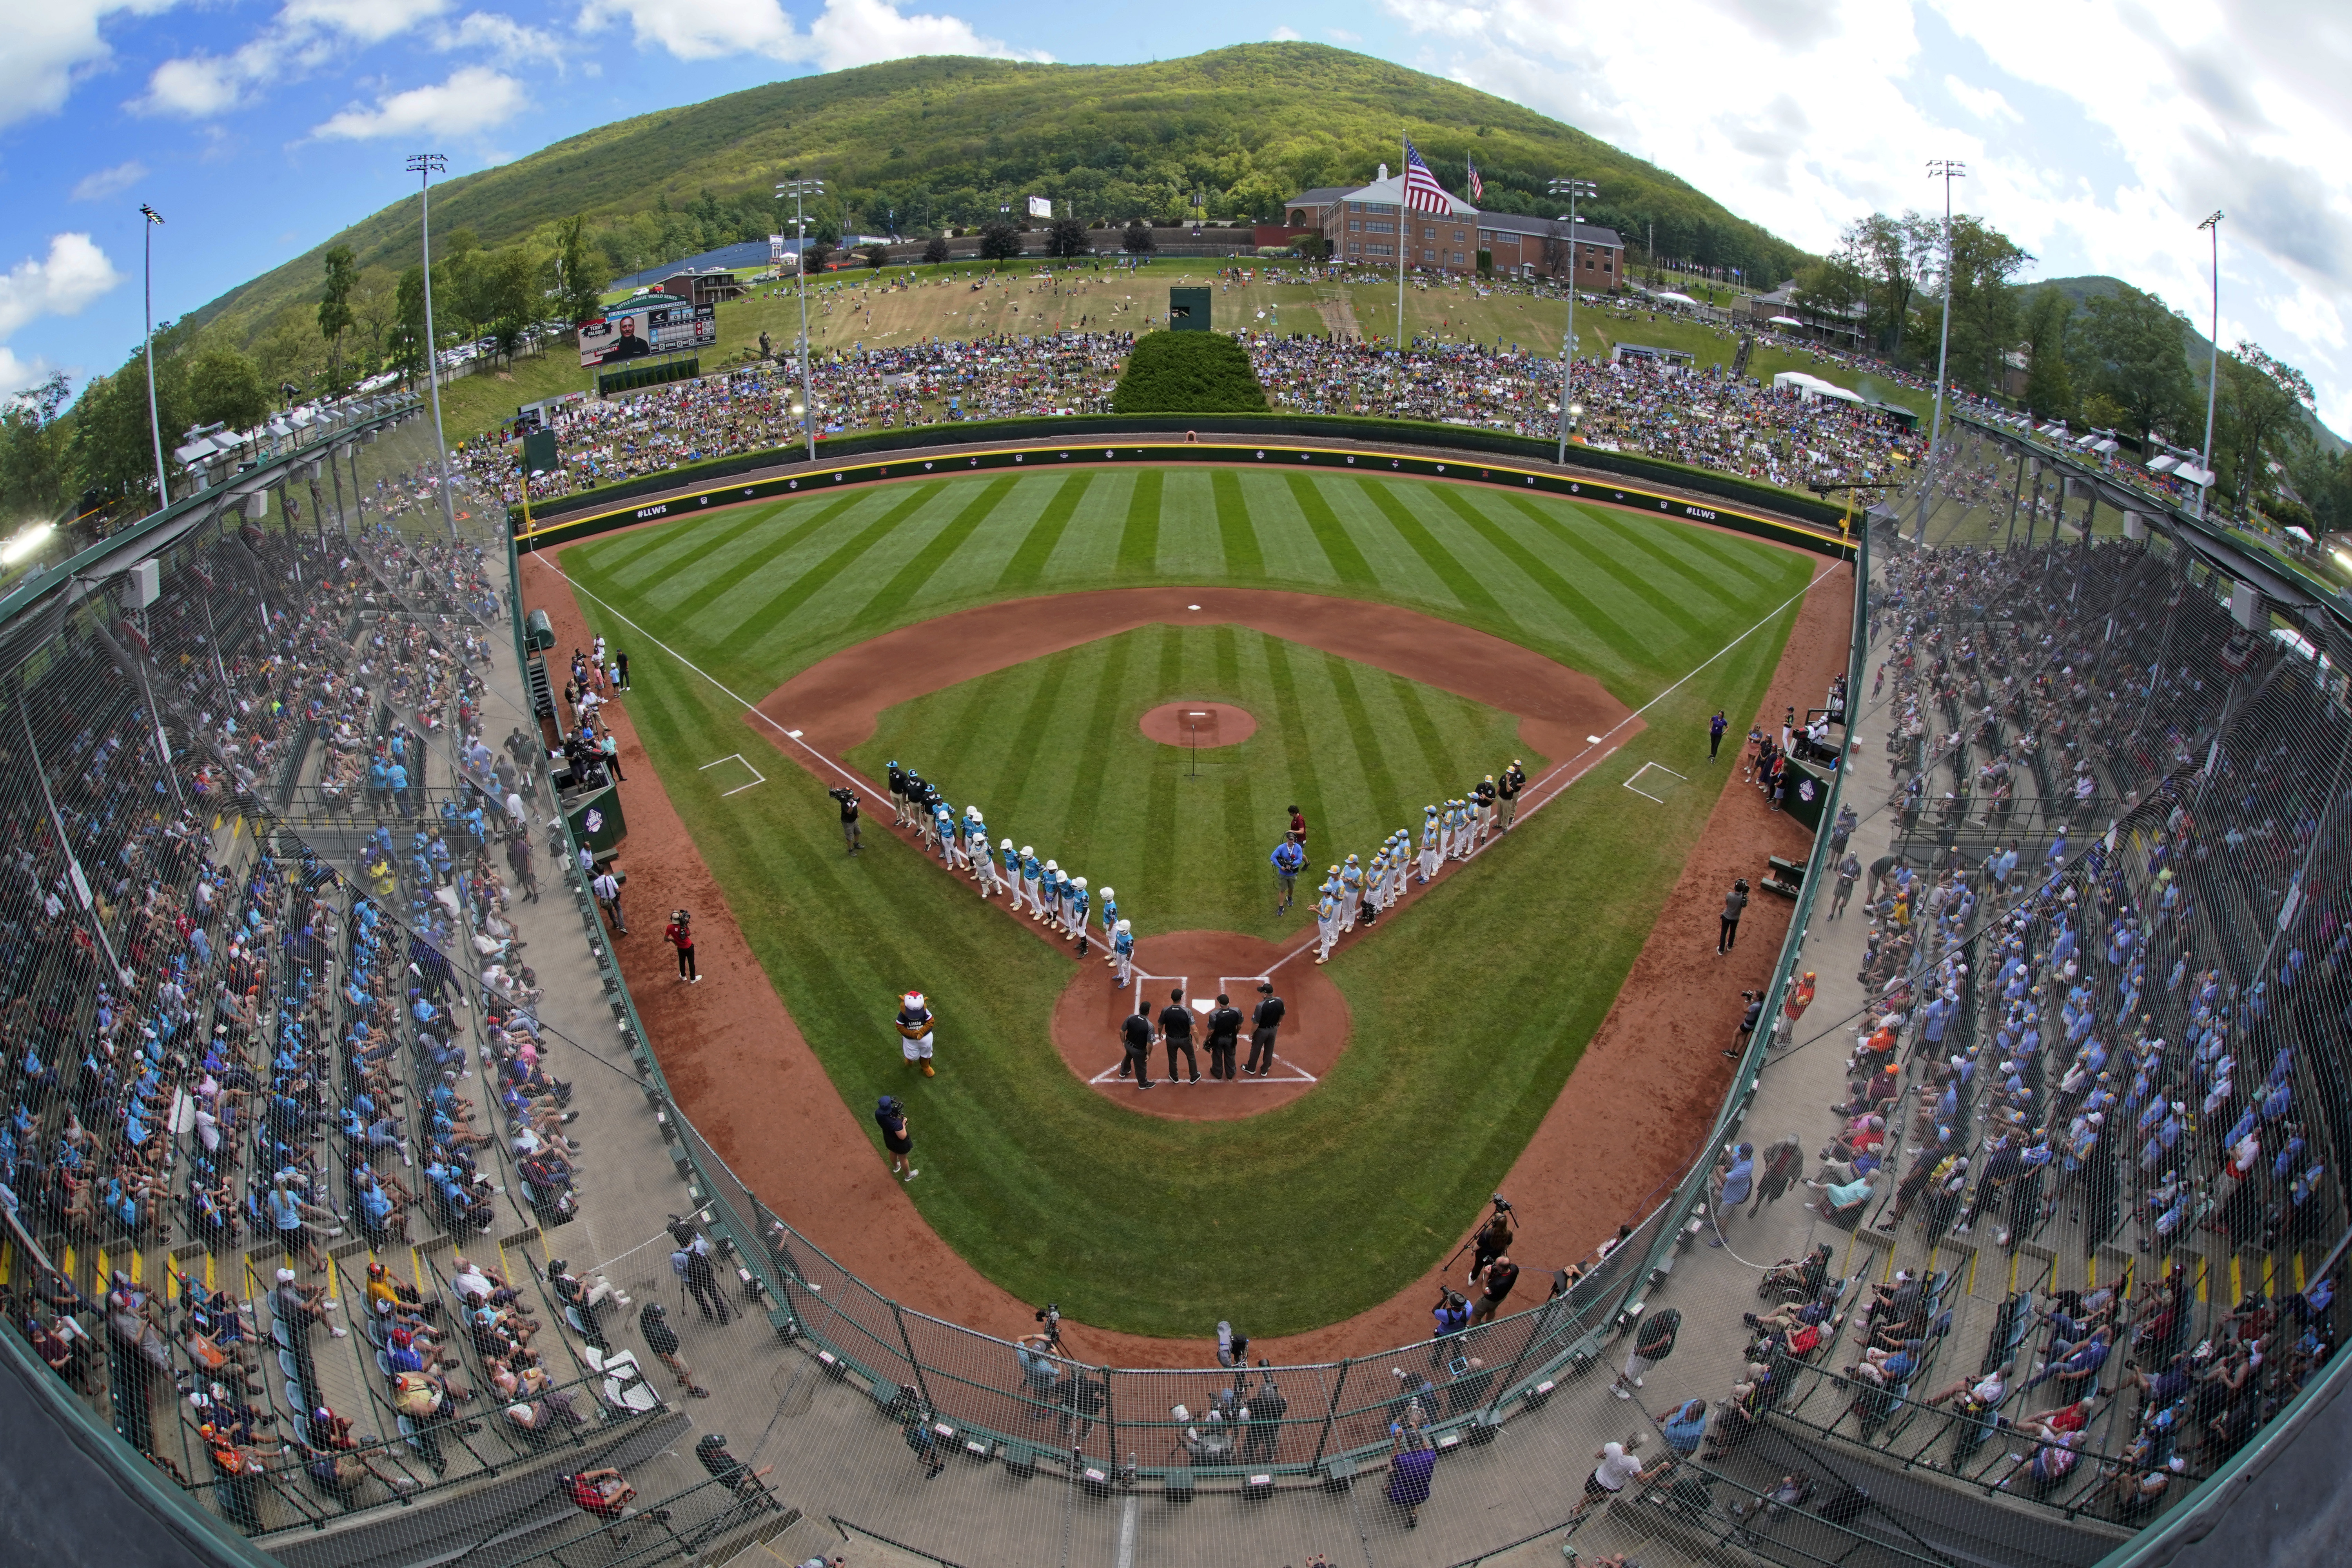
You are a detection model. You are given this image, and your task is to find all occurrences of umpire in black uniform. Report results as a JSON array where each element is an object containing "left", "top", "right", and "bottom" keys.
[
  {"left": 1246, "top": 982, "right": 1285, "bottom": 1076},
  {"left": 1158, "top": 989, "right": 1199, "bottom": 1083},
  {"left": 1116, "top": 998, "right": 1154, "bottom": 1089},
  {"left": 1204, "top": 993, "right": 1245, "bottom": 1080}
]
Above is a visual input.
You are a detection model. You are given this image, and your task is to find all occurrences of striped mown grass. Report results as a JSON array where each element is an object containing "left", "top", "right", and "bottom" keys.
[{"left": 566, "top": 467, "right": 1816, "bottom": 1334}]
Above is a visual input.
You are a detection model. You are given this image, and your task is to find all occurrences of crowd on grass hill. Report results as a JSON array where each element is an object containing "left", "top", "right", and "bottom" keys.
[{"left": 462, "top": 331, "right": 1922, "bottom": 510}]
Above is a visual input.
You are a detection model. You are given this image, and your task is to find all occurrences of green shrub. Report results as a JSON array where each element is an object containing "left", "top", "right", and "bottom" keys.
[{"left": 1110, "top": 331, "right": 1267, "bottom": 414}]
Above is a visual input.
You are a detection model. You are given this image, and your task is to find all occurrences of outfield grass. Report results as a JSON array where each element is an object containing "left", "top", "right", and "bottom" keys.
[
  {"left": 563, "top": 466, "right": 1815, "bottom": 1335},
  {"left": 849, "top": 626, "right": 1541, "bottom": 944}
]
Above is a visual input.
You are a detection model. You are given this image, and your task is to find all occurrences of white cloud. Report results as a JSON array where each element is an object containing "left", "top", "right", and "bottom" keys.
[
  {"left": 280, "top": 0, "right": 452, "bottom": 43},
  {"left": 0, "top": 348, "right": 53, "bottom": 401},
  {"left": 432, "top": 11, "right": 567, "bottom": 65},
  {"left": 1270, "top": 25, "right": 1301, "bottom": 40},
  {"left": 0, "top": 234, "right": 124, "bottom": 344},
  {"left": 1327, "top": 27, "right": 1361, "bottom": 42},
  {"left": 576, "top": 0, "right": 1044, "bottom": 69},
  {"left": 310, "top": 65, "right": 528, "bottom": 138},
  {"left": 136, "top": 0, "right": 454, "bottom": 116},
  {"left": 5, "top": 0, "right": 181, "bottom": 129},
  {"left": 71, "top": 160, "right": 150, "bottom": 201},
  {"left": 1944, "top": 73, "right": 2017, "bottom": 123}
]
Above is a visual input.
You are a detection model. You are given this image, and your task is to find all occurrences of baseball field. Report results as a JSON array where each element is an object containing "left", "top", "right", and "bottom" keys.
[{"left": 554, "top": 463, "right": 1820, "bottom": 1338}]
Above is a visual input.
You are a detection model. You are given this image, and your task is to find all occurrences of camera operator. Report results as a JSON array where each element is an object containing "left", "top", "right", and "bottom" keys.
[
  {"left": 1468, "top": 1254, "right": 1520, "bottom": 1324},
  {"left": 1467, "top": 1203, "right": 1515, "bottom": 1283},
  {"left": 1240, "top": 1363, "right": 1285, "bottom": 1462},
  {"left": 829, "top": 787, "right": 861, "bottom": 855}
]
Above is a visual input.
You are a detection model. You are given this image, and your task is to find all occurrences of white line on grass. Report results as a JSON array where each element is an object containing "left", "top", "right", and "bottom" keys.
[
  {"left": 1261, "top": 558, "right": 1840, "bottom": 975},
  {"left": 696, "top": 752, "right": 767, "bottom": 797}
]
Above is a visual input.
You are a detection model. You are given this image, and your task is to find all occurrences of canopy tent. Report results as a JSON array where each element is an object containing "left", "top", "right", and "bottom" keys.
[
  {"left": 2287, "top": 525, "right": 2315, "bottom": 543},
  {"left": 1767, "top": 315, "right": 1805, "bottom": 328},
  {"left": 1651, "top": 291, "right": 1701, "bottom": 307},
  {"left": 1771, "top": 370, "right": 1864, "bottom": 406}
]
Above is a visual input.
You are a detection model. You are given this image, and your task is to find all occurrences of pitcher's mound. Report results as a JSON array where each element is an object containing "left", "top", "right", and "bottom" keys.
[
  {"left": 1139, "top": 701, "right": 1256, "bottom": 749},
  {"left": 1053, "top": 930, "right": 1346, "bottom": 1120}
]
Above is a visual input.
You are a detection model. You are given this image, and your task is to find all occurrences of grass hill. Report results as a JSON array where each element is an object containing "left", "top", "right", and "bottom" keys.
[
  {"left": 2029, "top": 274, "right": 2344, "bottom": 453},
  {"left": 185, "top": 43, "right": 1812, "bottom": 346}
]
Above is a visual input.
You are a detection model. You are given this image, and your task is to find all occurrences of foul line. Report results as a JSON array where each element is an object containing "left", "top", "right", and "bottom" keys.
[
  {"left": 1263, "top": 557, "right": 1840, "bottom": 976},
  {"left": 539, "top": 560, "right": 883, "bottom": 804}
]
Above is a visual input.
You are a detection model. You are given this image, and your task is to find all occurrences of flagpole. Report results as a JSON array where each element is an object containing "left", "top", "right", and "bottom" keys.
[{"left": 1397, "top": 126, "right": 1407, "bottom": 350}]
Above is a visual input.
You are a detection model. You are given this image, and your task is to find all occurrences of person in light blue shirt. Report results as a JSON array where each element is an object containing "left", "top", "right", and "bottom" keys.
[{"left": 1270, "top": 840, "right": 1305, "bottom": 913}]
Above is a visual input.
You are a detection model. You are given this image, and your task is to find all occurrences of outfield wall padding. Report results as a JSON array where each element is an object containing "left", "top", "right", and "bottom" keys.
[
  {"left": 516, "top": 436, "right": 1856, "bottom": 563},
  {"left": 513, "top": 413, "right": 1854, "bottom": 531}
]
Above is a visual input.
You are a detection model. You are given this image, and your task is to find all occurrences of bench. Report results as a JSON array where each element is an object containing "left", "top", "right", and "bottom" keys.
[{"left": 1762, "top": 855, "right": 1806, "bottom": 898}]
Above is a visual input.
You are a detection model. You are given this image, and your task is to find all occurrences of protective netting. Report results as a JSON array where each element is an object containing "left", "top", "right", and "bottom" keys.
[{"left": 3, "top": 406, "right": 2343, "bottom": 1568}]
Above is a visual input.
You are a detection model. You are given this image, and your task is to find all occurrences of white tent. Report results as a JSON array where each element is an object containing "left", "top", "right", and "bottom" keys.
[
  {"left": 1767, "top": 315, "right": 1805, "bottom": 328},
  {"left": 2287, "top": 525, "right": 2315, "bottom": 543},
  {"left": 1652, "top": 291, "right": 1700, "bottom": 307},
  {"left": 1771, "top": 370, "right": 1864, "bottom": 406}
]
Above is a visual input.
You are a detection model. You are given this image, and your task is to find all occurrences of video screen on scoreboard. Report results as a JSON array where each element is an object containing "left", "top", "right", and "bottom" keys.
[{"left": 579, "top": 300, "right": 718, "bottom": 367}]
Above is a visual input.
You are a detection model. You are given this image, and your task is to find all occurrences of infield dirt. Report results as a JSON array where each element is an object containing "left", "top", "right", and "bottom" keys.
[{"left": 523, "top": 507, "right": 1849, "bottom": 1367}]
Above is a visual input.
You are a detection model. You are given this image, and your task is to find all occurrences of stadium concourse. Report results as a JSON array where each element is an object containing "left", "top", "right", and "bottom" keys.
[
  {"left": 463, "top": 332, "right": 1925, "bottom": 510},
  {"left": 4, "top": 392, "right": 2348, "bottom": 1568}
]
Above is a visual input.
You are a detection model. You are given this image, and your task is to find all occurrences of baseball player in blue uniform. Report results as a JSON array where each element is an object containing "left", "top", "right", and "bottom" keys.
[
  {"left": 1314, "top": 889, "right": 1343, "bottom": 964},
  {"left": 1098, "top": 887, "right": 1119, "bottom": 959},
  {"left": 964, "top": 807, "right": 992, "bottom": 886},
  {"left": 1386, "top": 831, "right": 1412, "bottom": 906},
  {"left": 1020, "top": 847, "right": 1043, "bottom": 918},
  {"left": 1420, "top": 806, "right": 1441, "bottom": 882},
  {"left": 934, "top": 803, "right": 960, "bottom": 867},
  {"left": 1338, "top": 854, "right": 1364, "bottom": 931},
  {"left": 1068, "top": 878, "right": 1090, "bottom": 943},
  {"left": 1000, "top": 838, "right": 1021, "bottom": 900},
  {"left": 1112, "top": 918, "right": 1136, "bottom": 987}
]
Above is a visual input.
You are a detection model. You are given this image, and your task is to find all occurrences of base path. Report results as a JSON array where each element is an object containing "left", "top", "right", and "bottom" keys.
[
  {"left": 1138, "top": 699, "right": 1256, "bottom": 749},
  {"left": 1053, "top": 931, "right": 1348, "bottom": 1119},
  {"left": 522, "top": 542, "right": 1849, "bottom": 1367}
]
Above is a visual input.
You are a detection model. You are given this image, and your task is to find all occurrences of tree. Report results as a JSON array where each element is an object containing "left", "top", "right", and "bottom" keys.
[
  {"left": 862, "top": 242, "right": 890, "bottom": 269},
  {"left": 556, "top": 216, "right": 606, "bottom": 326},
  {"left": 2076, "top": 283, "right": 2195, "bottom": 449},
  {"left": 349, "top": 265, "right": 402, "bottom": 370},
  {"left": 922, "top": 235, "right": 951, "bottom": 265},
  {"left": 316, "top": 244, "right": 358, "bottom": 395},
  {"left": 1930, "top": 217, "right": 2029, "bottom": 394},
  {"left": 187, "top": 346, "right": 271, "bottom": 433},
  {"left": 1121, "top": 220, "right": 1156, "bottom": 256},
  {"left": 1541, "top": 220, "right": 1569, "bottom": 278},
  {"left": 0, "top": 372, "right": 72, "bottom": 517},
  {"left": 1111, "top": 331, "right": 1267, "bottom": 413},
  {"left": 1046, "top": 217, "right": 1090, "bottom": 259},
  {"left": 979, "top": 221, "right": 1024, "bottom": 261},
  {"left": 1837, "top": 212, "right": 1938, "bottom": 359},
  {"left": 802, "top": 242, "right": 835, "bottom": 274},
  {"left": 2020, "top": 289, "right": 2075, "bottom": 418},
  {"left": 71, "top": 345, "right": 189, "bottom": 507},
  {"left": 254, "top": 308, "right": 327, "bottom": 405},
  {"left": 2215, "top": 343, "right": 2314, "bottom": 511},
  {"left": 1791, "top": 253, "right": 1866, "bottom": 335}
]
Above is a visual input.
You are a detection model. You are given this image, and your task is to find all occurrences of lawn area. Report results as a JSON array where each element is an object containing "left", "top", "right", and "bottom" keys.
[
  {"left": 848, "top": 625, "right": 1543, "bottom": 945},
  {"left": 434, "top": 257, "right": 1920, "bottom": 444},
  {"left": 561, "top": 466, "right": 1813, "bottom": 1335}
]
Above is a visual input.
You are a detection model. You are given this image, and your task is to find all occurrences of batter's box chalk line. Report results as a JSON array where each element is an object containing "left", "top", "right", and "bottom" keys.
[
  {"left": 1086, "top": 969, "right": 1315, "bottom": 1084},
  {"left": 1622, "top": 760, "right": 1688, "bottom": 805},
  {"left": 698, "top": 752, "right": 767, "bottom": 797}
]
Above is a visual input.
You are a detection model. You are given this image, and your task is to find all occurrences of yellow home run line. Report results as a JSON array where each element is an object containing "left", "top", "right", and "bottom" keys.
[{"left": 518, "top": 440, "right": 1849, "bottom": 554}]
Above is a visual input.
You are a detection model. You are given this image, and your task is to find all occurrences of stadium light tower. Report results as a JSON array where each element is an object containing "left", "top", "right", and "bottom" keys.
[
  {"left": 777, "top": 178, "right": 826, "bottom": 461},
  {"left": 1548, "top": 178, "right": 1598, "bottom": 465},
  {"left": 1919, "top": 158, "right": 1965, "bottom": 541},
  {"left": 139, "top": 203, "right": 170, "bottom": 508},
  {"left": 404, "top": 153, "right": 460, "bottom": 541},
  {"left": 2196, "top": 211, "right": 2224, "bottom": 521}
]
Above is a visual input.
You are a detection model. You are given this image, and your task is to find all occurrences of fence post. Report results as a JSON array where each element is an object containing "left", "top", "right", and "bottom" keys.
[
  {"left": 890, "top": 1299, "right": 935, "bottom": 1417},
  {"left": 1309, "top": 1357, "right": 1350, "bottom": 1468}
]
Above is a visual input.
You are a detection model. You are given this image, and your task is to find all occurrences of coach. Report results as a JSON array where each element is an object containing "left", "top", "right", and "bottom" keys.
[
  {"left": 1159, "top": 989, "right": 1199, "bottom": 1084},
  {"left": 1246, "top": 982, "right": 1285, "bottom": 1077},
  {"left": 1116, "top": 998, "right": 1154, "bottom": 1089}
]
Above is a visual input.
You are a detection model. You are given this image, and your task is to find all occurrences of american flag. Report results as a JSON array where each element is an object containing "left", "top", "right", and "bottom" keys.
[
  {"left": 1465, "top": 154, "right": 1483, "bottom": 201},
  {"left": 1401, "top": 138, "right": 1454, "bottom": 214}
]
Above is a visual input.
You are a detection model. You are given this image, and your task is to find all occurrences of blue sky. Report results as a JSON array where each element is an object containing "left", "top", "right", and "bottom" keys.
[{"left": 5, "top": 0, "right": 2349, "bottom": 433}]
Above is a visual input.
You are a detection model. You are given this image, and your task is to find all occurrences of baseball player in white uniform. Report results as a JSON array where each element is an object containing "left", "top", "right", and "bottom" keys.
[
  {"left": 1387, "top": 831, "right": 1412, "bottom": 905},
  {"left": 1420, "top": 806, "right": 1441, "bottom": 880},
  {"left": 1338, "top": 854, "right": 1363, "bottom": 931},
  {"left": 964, "top": 808, "right": 991, "bottom": 884},
  {"left": 1041, "top": 862, "right": 1063, "bottom": 925},
  {"left": 1112, "top": 918, "right": 1136, "bottom": 987},
  {"left": 1313, "top": 889, "right": 1343, "bottom": 965}
]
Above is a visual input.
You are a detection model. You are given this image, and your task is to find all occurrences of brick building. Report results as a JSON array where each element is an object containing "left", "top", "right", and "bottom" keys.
[{"left": 1285, "top": 176, "right": 1624, "bottom": 285}]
